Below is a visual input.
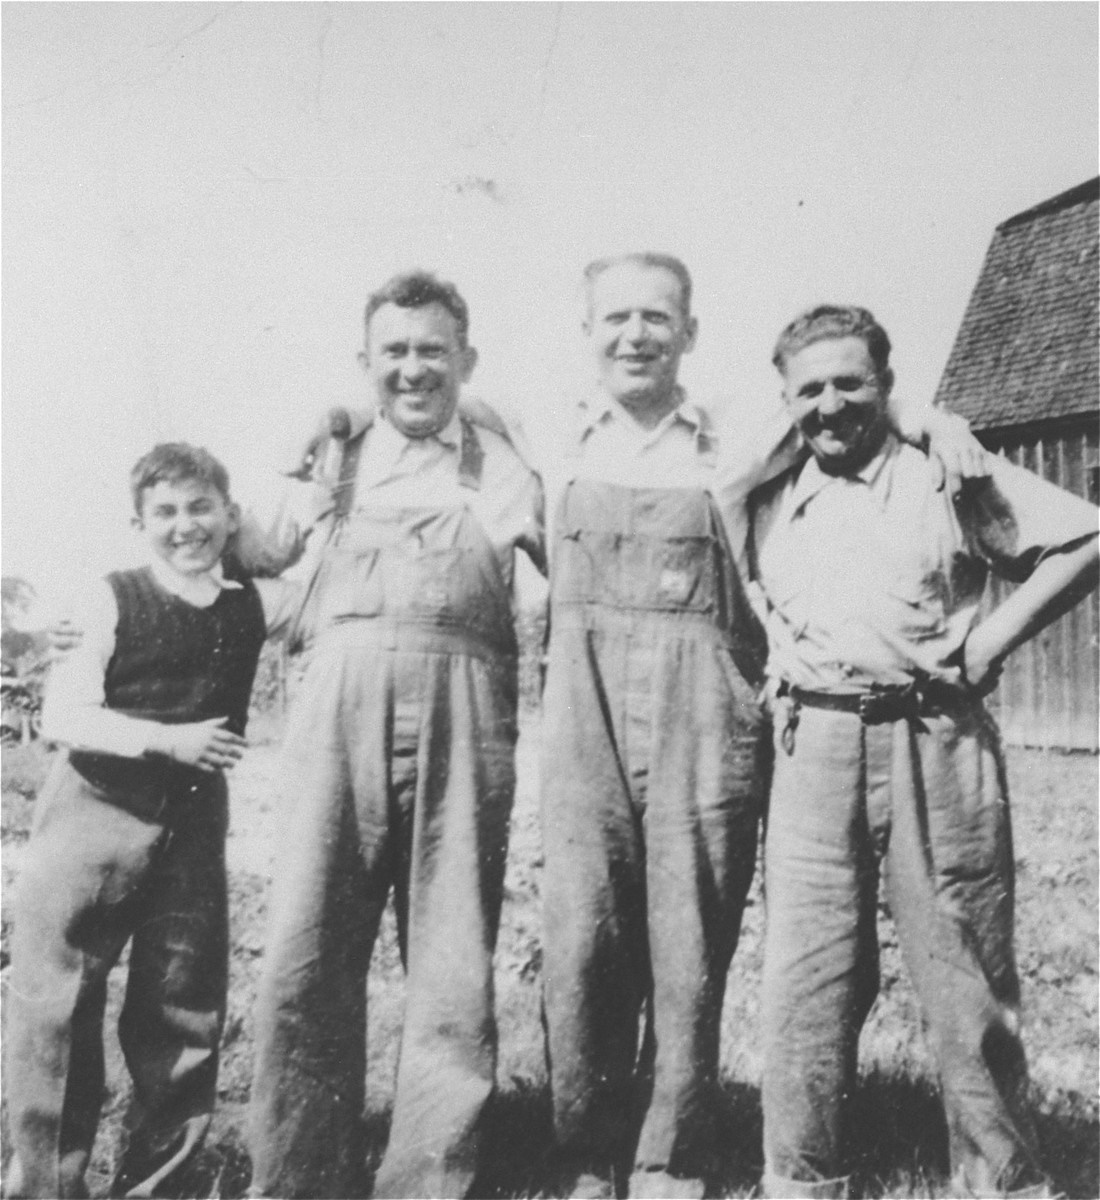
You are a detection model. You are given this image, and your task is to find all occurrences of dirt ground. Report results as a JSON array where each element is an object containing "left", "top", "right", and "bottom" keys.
[{"left": 1, "top": 717, "right": 1097, "bottom": 1199}]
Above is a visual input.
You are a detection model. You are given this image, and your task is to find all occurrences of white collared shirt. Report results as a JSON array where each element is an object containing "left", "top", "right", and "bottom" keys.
[
  {"left": 569, "top": 389, "right": 720, "bottom": 490},
  {"left": 354, "top": 410, "right": 465, "bottom": 498},
  {"left": 40, "top": 557, "right": 298, "bottom": 758},
  {"left": 753, "top": 433, "right": 1100, "bottom": 690},
  {"left": 244, "top": 407, "right": 546, "bottom": 595},
  {"left": 526, "top": 387, "right": 800, "bottom": 564}
]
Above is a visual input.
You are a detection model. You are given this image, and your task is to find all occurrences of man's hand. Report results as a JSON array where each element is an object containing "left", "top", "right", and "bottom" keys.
[
  {"left": 149, "top": 718, "right": 247, "bottom": 773},
  {"left": 48, "top": 618, "right": 84, "bottom": 658},
  {"left": 924, "top": 408, "right": 992, "bottom": 495},
  {"left": 961, "top": 632, "right": 1005, "bottom": 697}
]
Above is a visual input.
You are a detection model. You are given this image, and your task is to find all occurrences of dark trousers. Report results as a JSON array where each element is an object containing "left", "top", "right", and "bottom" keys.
[{"left": 5, "top": 757, "right": 229, "bottom": 1199}]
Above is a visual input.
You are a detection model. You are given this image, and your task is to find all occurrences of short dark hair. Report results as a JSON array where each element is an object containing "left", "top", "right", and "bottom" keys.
[
  {"left": 363, "top": 270, "right": 471, "bottom": 348},
  {"left": 772, "top": 305, "right": 892, "bottom": 379},
  {"left": 583, "top": 253, "right": 694, "bottom": 317},
  {"left": 130, "top": 443, "right": 232, "bottom": 515}
]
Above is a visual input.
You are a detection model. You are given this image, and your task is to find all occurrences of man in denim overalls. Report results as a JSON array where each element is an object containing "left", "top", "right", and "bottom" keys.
[
  {"left": 246, "top": 272, "right": 545, "bottom": 1199},
  {"left": 539, "top": 254, "right": 774, "bottom": 1200}
]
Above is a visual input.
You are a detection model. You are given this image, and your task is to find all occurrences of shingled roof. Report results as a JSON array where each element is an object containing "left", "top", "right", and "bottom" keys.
[{"left": 935, "top": 177, "right": 1098, "bottom": 431}]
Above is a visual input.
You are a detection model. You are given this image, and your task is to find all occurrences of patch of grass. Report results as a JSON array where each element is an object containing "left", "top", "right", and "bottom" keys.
[{"left": 0, "top": 742, "right": 51, "bottom": 833}]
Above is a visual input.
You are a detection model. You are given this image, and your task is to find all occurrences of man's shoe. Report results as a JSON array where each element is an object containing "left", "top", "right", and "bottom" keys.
[
  {"left": 629, "top": 1168, "right": 705, "bottom": 1199},
  {"left": 568, "top": 1171, "right": 615, "bottom": 1199}
]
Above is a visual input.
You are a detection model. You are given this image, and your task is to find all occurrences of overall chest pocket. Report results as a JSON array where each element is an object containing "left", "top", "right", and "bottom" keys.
[{"left": 554, "top": 527, "right": 718, "bottom": 613}]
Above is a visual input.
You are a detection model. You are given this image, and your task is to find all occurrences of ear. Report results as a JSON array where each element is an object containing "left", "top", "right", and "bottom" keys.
[
  {"left": 225, "top": 501, "right": 241, "bottom": 534},
  {"left": 459, "top": 345, "right": 478, "bottom": 383},
  {"left": 357, "top": 349, "right": 369, "bottom": 371},
  {"left": 681, "top": 315, "right": 699, "bottom": 355},
  {"left": 131, "top": 513, "right": 145, "bottom": 533},
  {"left": 881, "top": 367, "right": 895, "bottom": 397}
]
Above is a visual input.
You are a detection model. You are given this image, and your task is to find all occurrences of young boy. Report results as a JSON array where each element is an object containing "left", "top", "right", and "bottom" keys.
[{"left": 4, "top": 444, "right": 295, "bottom": 1200}]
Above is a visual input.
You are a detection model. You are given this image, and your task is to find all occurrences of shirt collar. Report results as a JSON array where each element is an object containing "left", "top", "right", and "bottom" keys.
[
  {"left": 579, "top": 386, "right": 712, "bottom": 444},
  {"left": 148, "top": 554, "right": 242, "bottom": 603},
  {"left": 788, "top": 432, "right": 900, "bottom": 516},
  {"left": 375, "top": 408, "right": 462, "bottom": 451}
]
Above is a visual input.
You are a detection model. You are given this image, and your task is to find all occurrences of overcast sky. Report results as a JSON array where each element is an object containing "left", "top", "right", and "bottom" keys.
[{"left": 4, "top": 2, "right": 1097, "bottom": 595}]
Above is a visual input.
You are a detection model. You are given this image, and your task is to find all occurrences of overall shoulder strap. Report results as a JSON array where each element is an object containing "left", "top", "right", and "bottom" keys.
[
  {"left": 458, "top": 418, "right": 484, "bottom": 491},
  {"left": 330, "top": 429, "right": 366, "bottom": 521}
]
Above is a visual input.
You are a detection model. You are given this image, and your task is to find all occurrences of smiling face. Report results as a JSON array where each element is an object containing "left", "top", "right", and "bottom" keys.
[
  {"left": 586, "top": 262, "right": 697, "bottom": 417},
  {"left": 781, "top": 335, "right": 893, "bottom": 473},
  {"left": 134, "top": 477, "right": 239, "bottom": 576},
  {"left": 363, "top": 301, "right": 477, "bottom": 439}
]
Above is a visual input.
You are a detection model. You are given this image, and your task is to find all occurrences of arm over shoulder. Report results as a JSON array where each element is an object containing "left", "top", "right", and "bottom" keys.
[{"left": 961, "top": 456, "right": 1098, "bottom": 581}]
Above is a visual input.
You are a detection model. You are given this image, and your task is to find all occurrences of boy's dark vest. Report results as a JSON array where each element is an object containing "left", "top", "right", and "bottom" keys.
[{"left": 69, "top": 566, "right": 266, "bottom": 801}]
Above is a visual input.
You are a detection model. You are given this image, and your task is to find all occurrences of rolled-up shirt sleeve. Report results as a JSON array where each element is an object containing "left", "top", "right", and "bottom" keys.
[
  {"left": 963, "top": 457, "right": 1099, "bottom": 581},
  {"left": 39, "top": 579, "right": 166, "bottom": 758},
  {"left": 234, "top": 475, "right": 324, "bottom": 579}
]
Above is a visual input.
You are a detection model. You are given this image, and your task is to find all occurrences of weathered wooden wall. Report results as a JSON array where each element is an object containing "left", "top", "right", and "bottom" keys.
[{"left": 982, "top": 420, "right": 1099, "bottom": 751}]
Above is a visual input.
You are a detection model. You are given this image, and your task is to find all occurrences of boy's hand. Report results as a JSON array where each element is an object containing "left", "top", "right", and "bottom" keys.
[
  {"left": 150, "top": 718, "right": 247, "bottom": 773},
  {"left": 48, "top": 618, "right": 84, "bottom": 658},
  {"left": 925, "top": 409, "right": 992, "bottom": 495}
]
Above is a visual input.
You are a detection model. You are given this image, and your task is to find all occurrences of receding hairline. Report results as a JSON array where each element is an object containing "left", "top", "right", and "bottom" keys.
[{"left": 582, "top": 252, "right": 694, "bottom": 317}]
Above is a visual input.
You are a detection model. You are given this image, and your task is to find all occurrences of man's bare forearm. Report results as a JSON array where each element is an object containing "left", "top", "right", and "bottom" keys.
[{"left": 965, "top": 535, "right": 1100, "bottom": 685}]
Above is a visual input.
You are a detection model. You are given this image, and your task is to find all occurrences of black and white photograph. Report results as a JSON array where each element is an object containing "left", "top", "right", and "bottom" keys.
[{"left": 2, "top": 4, "right": 1097, "bottom": 1199}]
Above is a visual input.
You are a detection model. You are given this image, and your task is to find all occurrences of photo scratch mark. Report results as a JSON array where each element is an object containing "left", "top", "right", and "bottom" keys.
[{"left": 535, "top": 2, "right": 564, "bottom": 133}]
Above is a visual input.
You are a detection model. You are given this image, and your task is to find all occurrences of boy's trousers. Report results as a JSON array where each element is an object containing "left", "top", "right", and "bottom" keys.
[
  {"left": 761, "top": 701, "right": 1049, "bottom": 1199},
  {"left": 5, "top": 756, "right": 229, "bottom": 1199},
  {"left": 540, "top": 480, "right": 768, "bottom": 1183}
]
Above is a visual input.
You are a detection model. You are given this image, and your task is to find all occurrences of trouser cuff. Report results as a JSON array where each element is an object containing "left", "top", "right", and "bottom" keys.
[
  {"left": 951, "top": 1169, "right": 1059, "bottom": 1198},
  {"left": 762, "top": 1171, "right": 849, "bottom": 1198}
]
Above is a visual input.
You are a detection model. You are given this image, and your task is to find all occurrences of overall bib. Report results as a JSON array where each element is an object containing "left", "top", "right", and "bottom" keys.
[
  {"left": 249, "top": 423, "right": 519, "bottom": 1200},
  {"left": 540, "top": 478, "right": 768, "bottom": 1184}
]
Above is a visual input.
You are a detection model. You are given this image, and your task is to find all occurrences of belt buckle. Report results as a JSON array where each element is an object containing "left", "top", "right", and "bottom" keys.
[{"left": 858, "top": 686, "right": 912, "bottom": 724}]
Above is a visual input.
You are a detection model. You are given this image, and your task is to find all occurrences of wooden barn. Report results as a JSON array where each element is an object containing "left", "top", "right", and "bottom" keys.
[{"left": 935, "top": 177, "right": 1099, "bottom": 751}]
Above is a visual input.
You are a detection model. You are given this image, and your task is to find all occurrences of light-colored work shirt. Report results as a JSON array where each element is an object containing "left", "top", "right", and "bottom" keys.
[
  {"left": 750, "top": 433, "right": 1099, "bottom": 691},
  {"left": 504, "top": 387, "right": 800, "bottom": 566},
  {"left": 40, "top": 557, "right": 298, "bottom": 759},
  {"left": 244, "top": 407, "right": 546, "bottom": 597}
]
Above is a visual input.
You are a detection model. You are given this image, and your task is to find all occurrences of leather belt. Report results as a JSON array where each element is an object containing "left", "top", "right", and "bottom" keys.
[{"left": 789, "top": 685, "right": 921, "bottom": 726}]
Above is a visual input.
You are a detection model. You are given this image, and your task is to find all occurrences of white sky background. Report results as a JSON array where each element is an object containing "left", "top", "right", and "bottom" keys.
[{"left": 3, "top": 2, "right": 1098, "bottom": 601}]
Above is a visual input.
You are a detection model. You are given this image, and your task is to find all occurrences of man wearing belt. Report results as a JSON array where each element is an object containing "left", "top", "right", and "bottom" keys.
[
  {"left": 245, "top": 271, "right": 545, "bottom": 1199},
  {"left": 536, "top": 257, "right": 983, "bottom": 1200},
  {"left": 749, "top": 304, "right": 1099, "bottom": 1199}
]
